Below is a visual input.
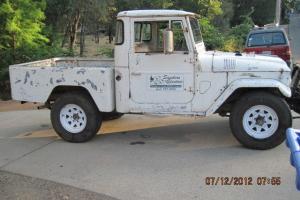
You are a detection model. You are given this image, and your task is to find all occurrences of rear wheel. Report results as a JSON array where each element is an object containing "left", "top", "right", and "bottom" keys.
[
  {"left": 230, "top": 92, "right": 292, "bottom": 150},
  {"left": 51, "top": 93, "right": 102, "bottom": 143}
]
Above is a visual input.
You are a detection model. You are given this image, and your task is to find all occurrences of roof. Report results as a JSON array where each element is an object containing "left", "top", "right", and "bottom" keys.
[
  {"left": 117, "top": 10, "right": 196, "bottom": 18},
  {"left": 249, "top": 26, "right": 287, "bottom": 34}
]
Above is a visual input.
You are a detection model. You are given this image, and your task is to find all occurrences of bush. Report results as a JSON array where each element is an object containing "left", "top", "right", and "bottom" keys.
[
  {"left": 223, "top": 16, "right": 254, "bottom": 52},
  {"left": 199, "top": 17, "right": 224, "bottom": 50},
  {"left": 223, "top": 37, "right": 240, "bottom": 52}
]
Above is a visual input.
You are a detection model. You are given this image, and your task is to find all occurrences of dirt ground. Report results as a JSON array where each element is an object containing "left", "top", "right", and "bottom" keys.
[{"left": 0, "top": 100, "right": 40, "bottom": 112}]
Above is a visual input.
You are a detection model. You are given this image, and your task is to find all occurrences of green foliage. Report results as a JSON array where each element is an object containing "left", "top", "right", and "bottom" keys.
[
  {"left": 223, "top": 15, "right": 254, "bottom": 52},
  {"left": 0, "top": 0, "right": 51, "bottom": 74},
  {"left": 172, "top": 0, "right": 222, "bottom": 19},
  {"left": 0, "top": 0, "right": 48, "bottom": 51},
  {"left": 0, "top": 0, "right": 68, "bottom": 98},
  {"left": 199, "top": 17, "right": 224, "bottom": 50},
  {"left": 223, "top": 37, "right": 240, "bottom": 52},
  {"left": 98, "top": 47, "right": 114, "bottom": 58},
  {"left": 213, "top": 0, "right": 234, "bottom": 31},
  {"left": 116, "top": 0, "right": 173, "bottom": 10}
]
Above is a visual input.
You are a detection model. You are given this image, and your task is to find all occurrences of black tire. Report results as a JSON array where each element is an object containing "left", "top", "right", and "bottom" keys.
[
  {"left": 230, "top": 91, "right": 292, "bottom": 150},
  {"left": 51, "top": 92, "right": 102, "bottom": 143},
  {"left": 102, "top": 112, "right": 124, "bottom": 121}
]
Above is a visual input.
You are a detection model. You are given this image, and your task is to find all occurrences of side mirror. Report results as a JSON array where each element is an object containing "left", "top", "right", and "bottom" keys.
[{"left": 163, "top": 29, "right": 174, "bottom": 54}]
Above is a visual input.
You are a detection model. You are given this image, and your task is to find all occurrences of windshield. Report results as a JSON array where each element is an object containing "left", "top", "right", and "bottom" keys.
[{"left": 190, "top": 17, "right": 203, "bottom": 44}]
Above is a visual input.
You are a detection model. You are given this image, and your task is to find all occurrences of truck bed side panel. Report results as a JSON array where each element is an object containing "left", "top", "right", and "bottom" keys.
[{"left": 9, "top": 65, "right": 115, "bottom": 112}]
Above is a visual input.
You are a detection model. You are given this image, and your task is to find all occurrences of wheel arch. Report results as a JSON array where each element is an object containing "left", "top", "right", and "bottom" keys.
[
  {"left": 215, "top": 87, "right": 283, "bottom": 116},
  {"left": 46, "top": 86, "right": 102, "bottom": 112},
  {"left": 207, "top": 79, "right": 291, "bottom": 116}
]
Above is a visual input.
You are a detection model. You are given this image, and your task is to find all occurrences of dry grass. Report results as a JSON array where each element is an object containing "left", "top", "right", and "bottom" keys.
[{"left": 68, "top": 34, "right": 114, "bottom": 58}]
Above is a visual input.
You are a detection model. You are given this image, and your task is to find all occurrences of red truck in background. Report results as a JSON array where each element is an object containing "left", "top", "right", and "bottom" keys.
[{"left": 244, "top": 26, "right": 292, "bottom": 66}]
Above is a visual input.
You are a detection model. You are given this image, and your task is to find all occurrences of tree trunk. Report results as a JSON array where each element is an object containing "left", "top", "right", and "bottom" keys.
[
  {"left": 11, "top": 33, "right": 16, "bottom": 62},
  {"left": 69, "top": 9, "right": 81, "bottom": 52},
  {"left": 95, "top": 24, "right": 99, "bottom": 44},
  {"left": 80, "top": 21, "right": 85, "bottom": 57},
  {"left": 61, "top": 22, "right": 70, "bottom": 48},
  {"left": 108, "top": 25, "right": 113, "bottom": 44}
]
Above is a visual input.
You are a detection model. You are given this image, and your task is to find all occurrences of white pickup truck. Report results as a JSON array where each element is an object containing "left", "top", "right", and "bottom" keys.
[{"left": 10, "top": 10, "right": 299, "bottom": 150}]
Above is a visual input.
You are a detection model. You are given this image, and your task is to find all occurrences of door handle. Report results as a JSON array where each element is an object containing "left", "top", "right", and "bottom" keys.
[{"left": 131, "top": 72, "right": 142, "bottom": 76}]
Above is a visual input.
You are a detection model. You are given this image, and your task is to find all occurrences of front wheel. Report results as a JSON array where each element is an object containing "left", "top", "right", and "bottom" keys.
[
  {"left": 51, "top": 93, "right": 102, "bottom": 143},
  {"left": 230, "top": 92, "right": 292, "bottom": 150}
]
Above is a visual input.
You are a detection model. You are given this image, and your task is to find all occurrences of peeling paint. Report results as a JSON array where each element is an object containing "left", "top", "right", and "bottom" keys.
[
  {"left": 74, "top": 80, "right": 81, "bottom": 86},
  {"left": 50, "top": 78, "right": 53, "bottom": 85},
  {"left": 53, "top": 67, "right": 68, "bottom": 73},
  {"left": 15, "top": 80, "right": 21, "bottom": 84},
  {"left": 77, "top": 68, "right": 86, "bottom": 75},
  {"left": 56, "top": 76, "right": 66, "bottom": 83},
  {"left": 241, "top": 73, "right": 261, "bottom": 78},
  {"left": 86, "top": 79, "right": 97, "bottom": 91},
  {"left": 24, "top": 71, "right": 30, "bottom": 84}
]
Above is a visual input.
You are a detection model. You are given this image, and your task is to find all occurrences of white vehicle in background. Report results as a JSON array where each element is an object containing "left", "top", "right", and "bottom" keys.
[{"left": 10, "top": 10, "right": 299, "bottom": 150}]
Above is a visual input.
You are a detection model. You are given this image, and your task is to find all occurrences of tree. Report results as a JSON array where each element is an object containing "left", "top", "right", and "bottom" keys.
[
  {"left": 44, "top": 0, "right": 70, "bottom": 45},
  {"left": 199, "top": 17, "right": 224, "bottom": 50},
  {"left": 0, "top": 0, "right": 48, "bottom": 61},
  {"left": 173, "top": 0, "right": 222, "bottom": 19},
  {"left": 231, "top": 0, "right": 295, "bottom": 26},
  {"left": 213, "top": 0, "right": 234, "bottom": 31}
]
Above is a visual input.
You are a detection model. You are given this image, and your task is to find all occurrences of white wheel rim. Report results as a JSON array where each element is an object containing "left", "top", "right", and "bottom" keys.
[
  {"left": 60, "top": 104, "right": 87, "bottom": 134},
  {"left": 242, "top": 105, "right": 279, "bottom": 139}
]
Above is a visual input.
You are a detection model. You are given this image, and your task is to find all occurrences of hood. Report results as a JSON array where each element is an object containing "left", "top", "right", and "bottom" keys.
[{"left": 209, "top": 51, "right": 290, "bottom": 72}]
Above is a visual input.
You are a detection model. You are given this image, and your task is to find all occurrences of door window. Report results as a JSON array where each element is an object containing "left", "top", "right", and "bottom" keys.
[
  {"left": 134, "top": 20, "right": 188, "bottom": 53},
  {"left": 172, "top": 21, "right": 188, "bottom": 51}
]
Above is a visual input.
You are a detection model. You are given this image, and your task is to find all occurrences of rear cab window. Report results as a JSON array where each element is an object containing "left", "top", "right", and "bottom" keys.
[
  {"left": 247, "top": 31, "right": 287, "bottom": 47},
  {"left": 115, "top": 20, "right": 124, "bottom": 45}
]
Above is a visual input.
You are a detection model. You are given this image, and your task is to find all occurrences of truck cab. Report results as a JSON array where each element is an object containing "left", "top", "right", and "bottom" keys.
[
  {"left": 9, "top": 10, "right": 295, "bottom": 150},
  {"left": 115, "top": 10, "right": 206, "bottom": 114}
]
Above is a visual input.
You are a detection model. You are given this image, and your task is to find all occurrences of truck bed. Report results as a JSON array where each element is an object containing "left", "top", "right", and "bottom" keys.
[{"left": 9, "top": 58, "right": 115, "bottom": 112}]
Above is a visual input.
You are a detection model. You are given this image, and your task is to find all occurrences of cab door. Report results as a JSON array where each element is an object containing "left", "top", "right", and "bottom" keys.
[{"left": 128, "top": 18, "right": 195, "bottom": 112}]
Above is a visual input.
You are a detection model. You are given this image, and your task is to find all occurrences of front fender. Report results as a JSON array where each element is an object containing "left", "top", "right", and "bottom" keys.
[{"left": 206, "top": 79, "right": 291, "bottom": 115}]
